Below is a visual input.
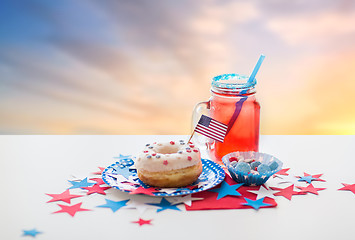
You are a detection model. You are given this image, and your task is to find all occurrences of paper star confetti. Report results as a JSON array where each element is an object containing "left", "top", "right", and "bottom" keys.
[
  {"left": 92, "top": 167, "right": 105, "bottom": 175},
  {"left": 68, "top": 177, "right": 95, "bottom": 189},
  {"left": 270, "top": 185, "right": 306, "bottom": 200},
  {"left": 338, "top": 183, "right": 355, "bottom": 195},
  {"left": 297, "top": 184, "right": 326, "bottom": 195},
  {"left": 147, "top": 198, "right": 181, "bottom": 213},
  {"left": 46, "top": 189, "right": 83, "bottom": 204},
  {"left": 68, "top": 174, "right": 86, "bottom": 182},
  {"left": 274, "top": 168, "right": 290, "bottom": 178},
  {"left": 107, "top": 173, "right": 139, "bottom": 185},
  {"left": 298, "top": 173, "right": 326, "bottom": 183},
  {"left": 132, "top": 218, "right": 152, "bottom": 226},
  {"left": 111, "top": 181, "right": 138, "bottom": 191},
  {"left": 277, "top": 175, "right": 304, "bottom": 186},
  {"left": 90, "top": 177, "right": 106, "bottom": 185},
  {"left": 129, "top": 186, "right": 158, "bottom": 196},
  {"left": 82, "top": 184, "right": 111, "bottom": 195},
  {"left": 53, "top": 202, "right": 90, "bottom": 217},
  {"left": 169, "top": 195, "right": 204, "bottom": 207},
  {"left": 247, "top": 186, "right": 277, "bottom": 200},
  {"left": 242, "top": 197, "right": 272, "bottom": 210},
  {"left": 125, "top": 197, "right": 161, "bottom": 214},
  {"left": 97, "top": 199, "right": 130, "bottom": 212},
  {"left": 112, "top": 166, "right": 133, "bottom": 179},
  {"left": 114, "top": 154, "right": 132, "bottom": 160},
  {"left": 22, "top": 229, "right": 42, "bottom": 237},
  {"left": 208, "top": 181, "right": 243, "bottom": 200},
  {"left": 158, "top": 188, "right": 180, "bottom": 194},
  {"left": 193, "top": 176, "right": 210, "bottom": 188}
]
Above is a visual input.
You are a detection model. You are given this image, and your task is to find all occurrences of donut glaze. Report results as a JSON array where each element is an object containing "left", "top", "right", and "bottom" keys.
[{"left": 135, "top": 140, "right": 202, "bottom": 187}]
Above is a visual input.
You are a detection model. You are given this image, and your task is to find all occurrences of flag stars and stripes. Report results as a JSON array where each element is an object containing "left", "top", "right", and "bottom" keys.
[{"left": 194, "top": 115, "right": 228, "bottom": 143}]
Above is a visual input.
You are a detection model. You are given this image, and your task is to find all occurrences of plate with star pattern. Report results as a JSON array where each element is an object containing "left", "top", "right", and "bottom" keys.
[{"left": 102, "top": 157, "right": 225, "bottom": 197}]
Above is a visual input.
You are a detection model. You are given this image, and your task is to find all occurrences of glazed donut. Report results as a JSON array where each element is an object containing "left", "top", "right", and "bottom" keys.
[{"left": 135, "top": 140, "right": 202, "bottom": 188}]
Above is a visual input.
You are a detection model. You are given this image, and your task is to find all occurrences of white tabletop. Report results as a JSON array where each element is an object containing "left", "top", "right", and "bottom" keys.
[{"left": 1, "top": 135, "right": 355, "bottom": 240}]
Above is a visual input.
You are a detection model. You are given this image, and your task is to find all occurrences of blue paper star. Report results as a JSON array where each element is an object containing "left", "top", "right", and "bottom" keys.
[
  {"left": 112, "top": 166, "right": 133, "bottom": 179},
  {"left": 97, "top": 199, "right": 130, "bottom": 212},
  {"left": 147, "top": 198, "right": 181, "bottom": 213},
  {"left": 23, "top": 229, "right": 42, "bottom": 237},
  {"left": 298, "top": 175, "right": 316, "bottom": 184},
  {"left": 242, "top": 197, "right": 272, "bottom": 210},
  {"left": 68, "top": 177, "right": 95, "bottom": 189},
  {"left": 114, "top": 154, "right": 132, "bottom": 160},
  {"left": 208, "top": 181, "right": 243, "bottom": 200}
]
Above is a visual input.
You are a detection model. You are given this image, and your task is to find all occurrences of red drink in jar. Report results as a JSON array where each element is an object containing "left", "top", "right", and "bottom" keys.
[{"left": 192, "top": 73, "right": 260, "bottom": 162}]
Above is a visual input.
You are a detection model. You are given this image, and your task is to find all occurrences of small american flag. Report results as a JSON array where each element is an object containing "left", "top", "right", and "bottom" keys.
[{"left": 194, "top": 115, "right": 228, "bottom": 142}]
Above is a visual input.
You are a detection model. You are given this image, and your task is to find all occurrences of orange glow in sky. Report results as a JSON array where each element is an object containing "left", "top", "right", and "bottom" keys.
[{"left": 0, "top": 1, "right": 354, "bottom": 134}]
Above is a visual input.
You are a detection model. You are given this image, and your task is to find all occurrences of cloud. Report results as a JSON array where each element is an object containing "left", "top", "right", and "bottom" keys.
[
  {"left": 265, "top": 8, "right": 355, "bottom": 45},
  {"left": 1, "top": 0, "right": 355, "bottom": 134}
]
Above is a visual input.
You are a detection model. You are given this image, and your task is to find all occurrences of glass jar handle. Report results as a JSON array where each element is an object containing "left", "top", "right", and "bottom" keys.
[
  {"left": 192, "top": 100, "right": 210, "bottom": 128},
  {"left": 191, "top": 100, "right": 214, "bottom": 153}
]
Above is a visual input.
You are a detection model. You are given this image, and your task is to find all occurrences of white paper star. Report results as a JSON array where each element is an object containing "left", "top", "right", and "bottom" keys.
[
  {"left": 111, "top": 182, "right": 137, "bottom": 191},
  {"left": 124, "top": 196, "right": 162, "bottom": 214},
  {"left": 169, "top": 195, "right": 204, "bottom": 206},
  {"left": 158, "top": 188, "right": 179, "bottom": 194},
  {"left": 106, "top": 173, "right": 138, "bottom": 183},
  {"left": 68, "top": 173, "right": 88, "bottom": 182},
  {"left": 277, "top": 175, "right": 303, "bottom": 186},
  {"left": 247, "top": 186, "right": 278, "bottom": 200}
]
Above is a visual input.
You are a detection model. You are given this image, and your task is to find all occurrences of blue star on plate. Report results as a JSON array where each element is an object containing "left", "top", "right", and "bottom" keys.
[
  {"left": 68, "top": 177, "right": 95, "bottom": 189},
  {"left": 298, "top": 175, "right": 316, "bottom": 184},
  {"left": 97, "top": 199, "right": 130, "bottom": 212},
  {"left": 114, "top": 154, "right": 132, "bottom": 160},
  {"left": 23, "top": 228, "right": 42, "bottom": 237},
  {"left": 242, "top": 197, "right": 272, "bottom": 210},
  {"left": 146, "top": 198, "right": 181, "bottom": 213},
  {"left": 112, "top": 166, "right": 133, "bottom": 179},
  {"left": 208, "top": 181, "right": 243, "bottom": 200}
]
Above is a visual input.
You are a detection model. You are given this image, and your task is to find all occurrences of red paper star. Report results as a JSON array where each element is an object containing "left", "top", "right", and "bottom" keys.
[
  {"left": 92, "top": 167, "right": 105, "bottom": 175},
  {"left": 53, "top": 202, "right": 90, "bottom": 217},
  {"left": 132, "top": 218, "right": 153, "bottom": 226},
  {"left": 274, "top": 168, "right": 290, "bottom": 178},
  {"left": 297, "top": 184, "right": 326, "bottom": 195},
  {"left": 46, "top": 189, "right": 83, "bottom": 204},
  {"left": 89, "top": 178, "right": 106, "bottom": 186},
  {"left": 270, "top": 185, "right": 306, "bottom": 200},
  {"left": 82, "top": 184, "right": 111, "bottom": 195},
  {"left": 338, "top": 183, "right": 355, "bottom": 195},
  {"left": 129, "top": 187, "right": 157, "bottom": 196}
]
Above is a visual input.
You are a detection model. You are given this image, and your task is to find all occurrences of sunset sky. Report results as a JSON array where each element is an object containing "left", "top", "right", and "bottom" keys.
[{"left": 0, "top": 0, "right": 354, "bottom": 134}]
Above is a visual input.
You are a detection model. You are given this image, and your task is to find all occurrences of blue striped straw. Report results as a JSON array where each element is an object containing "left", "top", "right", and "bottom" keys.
[{"left": 248, "top": 54, "right": 265, "bottom": 84}]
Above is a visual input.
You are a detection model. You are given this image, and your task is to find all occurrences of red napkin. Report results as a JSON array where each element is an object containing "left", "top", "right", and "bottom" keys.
[{"left": 185, "top": 174, "right": 277, "bottom": 210}]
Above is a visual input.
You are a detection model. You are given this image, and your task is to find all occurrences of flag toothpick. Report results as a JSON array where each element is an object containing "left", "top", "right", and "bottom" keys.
[{"left": 187, "top": 130, "right": 195, "bottom": 143}]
